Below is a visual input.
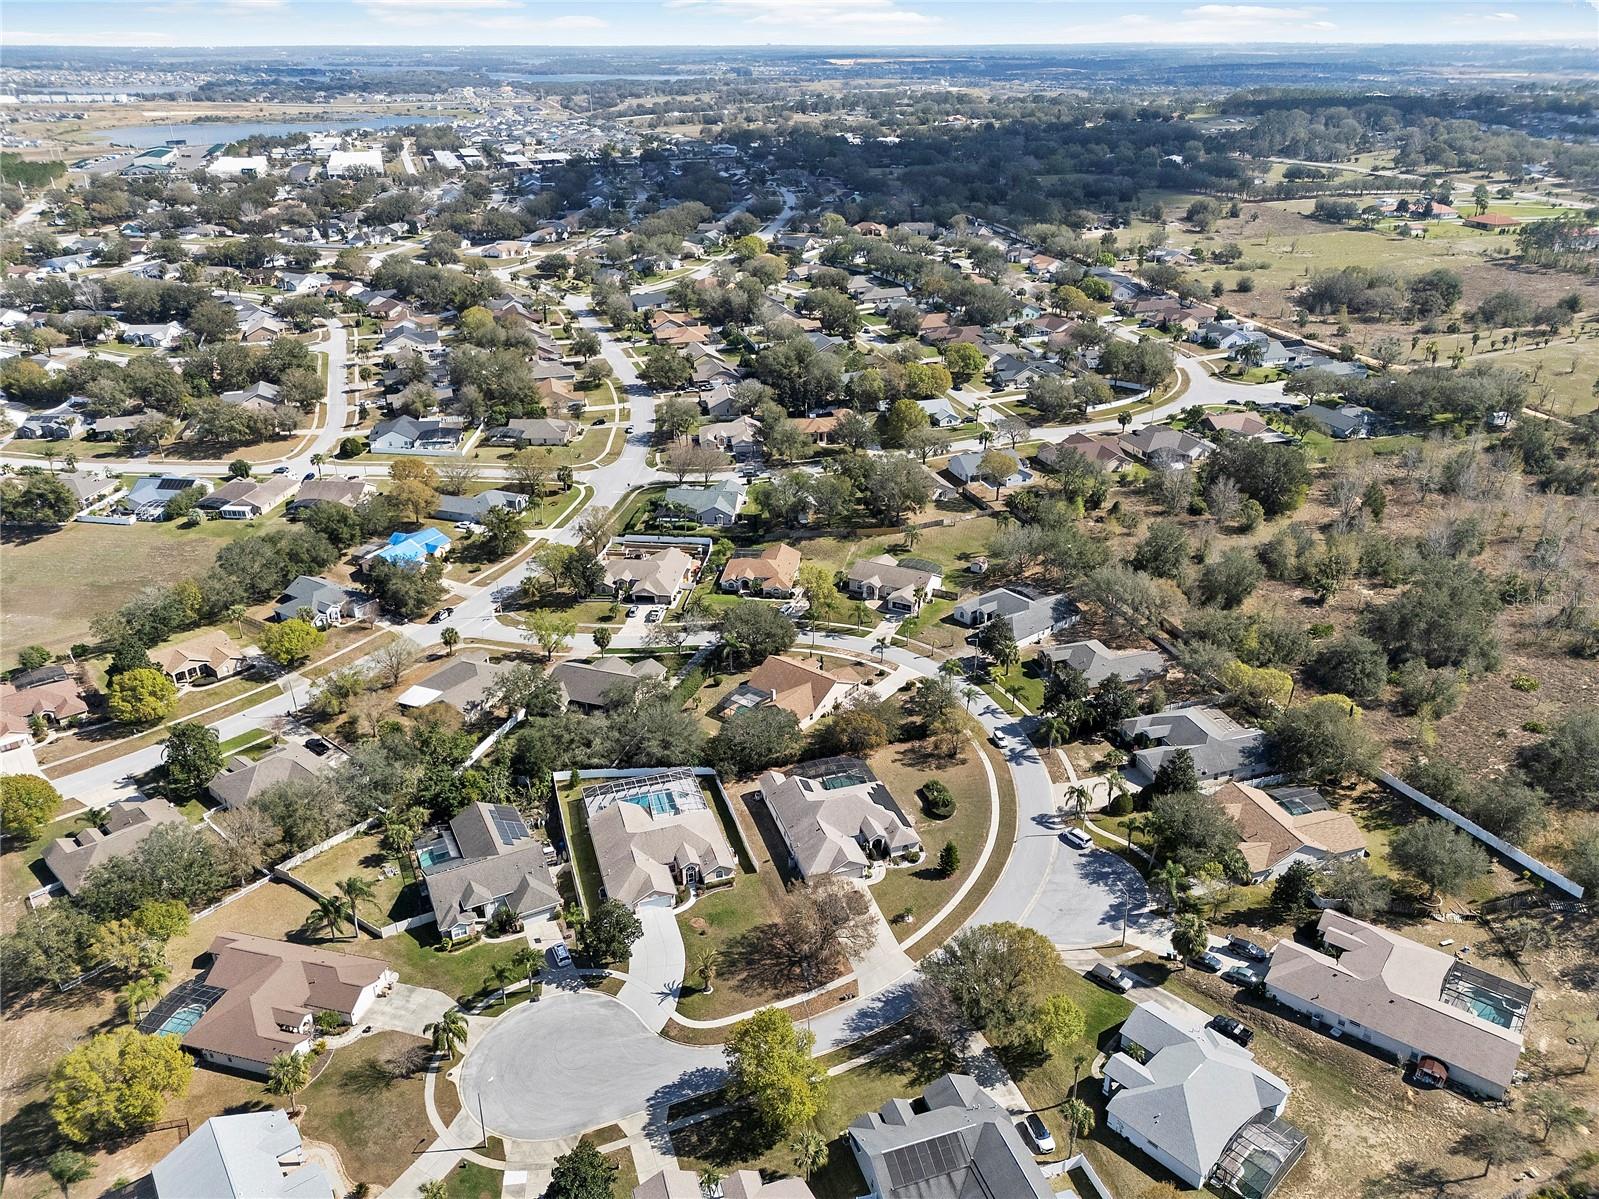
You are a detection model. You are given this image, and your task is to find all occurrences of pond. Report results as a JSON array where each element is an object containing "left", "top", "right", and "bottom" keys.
[{"left": 89, "top": 114, "right": 443, "bottom": 147}]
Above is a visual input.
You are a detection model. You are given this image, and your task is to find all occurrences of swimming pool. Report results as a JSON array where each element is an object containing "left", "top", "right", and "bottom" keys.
[
  {"left": 418, "top": 844, "right": 453, "bottom": 869},
  {"left": 623, "top": 791, "right": 680, "bottom": 817},
  {"left": 156, "top": 1004, "right": 206, "bottom": 1036}
]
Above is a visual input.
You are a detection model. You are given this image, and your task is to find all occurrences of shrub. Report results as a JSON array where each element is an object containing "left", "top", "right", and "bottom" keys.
[
  {"left": 1510, "top": 674, "right": 1539, "bottom": 692},
  {"left": 922, "top": 780, "right": 956, "bottom": 819},
  {"left": 1108, "top": 790, "right": 1135, "bottom": 816}
]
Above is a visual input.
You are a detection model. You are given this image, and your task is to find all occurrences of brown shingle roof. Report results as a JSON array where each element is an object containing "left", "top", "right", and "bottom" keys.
[
  {"left": 721, "top": 543, "right": 801, "bottom": 591},
  {"left": 1210, "top": 781, "right": 1364, "bottom": 874}
]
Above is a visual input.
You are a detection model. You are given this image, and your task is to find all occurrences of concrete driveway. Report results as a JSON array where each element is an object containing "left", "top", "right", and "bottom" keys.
[
  {"left": 1024, "top": 844, "right": 1171, "bottom": 952},
  {"left": 361, "top": 983, "right": 455, "bottom": 1037},
  {"left": 456, "top": 988, "right": 723, "bottom": 1141},
  {"left": 615, "top": 903, "right": 686, "bottom": 1033}
]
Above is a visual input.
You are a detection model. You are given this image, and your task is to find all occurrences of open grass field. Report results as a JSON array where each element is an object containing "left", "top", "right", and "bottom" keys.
[
  {"left": 673, "top": 871, "right": 792, "bottom": 1020},
  {"left": 799, "top": 512, "right": 998, "bottom": 584},
  {"left": 1, "top": 518, "right": 256, "bottom": 654},
  {"left": 863, "top": 738, "right": 994, "bottom": 939}
]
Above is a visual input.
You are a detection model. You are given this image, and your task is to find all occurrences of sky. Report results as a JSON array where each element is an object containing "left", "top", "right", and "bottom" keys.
[{"left": 2, "top": 0, "right": 1596, "bottom": 49}]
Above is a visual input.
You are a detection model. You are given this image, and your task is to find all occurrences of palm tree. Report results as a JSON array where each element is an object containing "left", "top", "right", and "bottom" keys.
[
  {"left": 306, "top": 895, "right": 349, "bottom": 941},
  {"left": 1070, "top": 1053, "right": 1089, "bottom": 1100},
  {"left": 694, "top": 948, "right": 721, "bottom": 995},
  {"left": 337, "top": 876, "right": 376, "bottom": 937},
  {"left": 1154, "top": 860, "right": 1187, "bottom": 912},
  {"left": 1061, "top": 1097, "right": 1095, "bottom": 1156},
  {"left": 266, "top": 1051, "right": 312, "bottom": 1113},
  {"left": 440, "top": 626, "right": 461, "bottom": 655},
  {"left": 426, "top": 1009, "right": 469, "bottom": 1060},
  {"left": 310, "top": 453, "right": 325, "bottom": 476},
  {"left": 1038, "top": 714, "right": 1072, "bottom": 749},
  {"left": 419, "top": 1182, "right": 448, "bottom": 1199},
  {"left": 791, "top": 1129, "right": 828, "bottom": 1178},
  {"left": 1064, "top": 785, "right": 1092, "bottom": 824},
  {"left": 121, "top": 977, "right": 159, "bottom": 1024}
]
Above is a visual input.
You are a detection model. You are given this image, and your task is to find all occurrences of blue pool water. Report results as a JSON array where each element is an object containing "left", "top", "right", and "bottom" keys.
[
  {"left": 157, "top": 1004, "right": 206, "bottom": 1036},
  {"left": 624, "top": 791, "right": 679, "bottom": 817},
  {"left": 418, "top": 846, "right": 452, "bottom": 869}
]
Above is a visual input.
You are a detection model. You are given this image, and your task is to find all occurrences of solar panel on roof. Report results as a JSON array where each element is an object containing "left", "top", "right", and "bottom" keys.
[
  {"left": 884, "top": 1131, "right": 967, "bottom": 1189},
  {"left": 491, "top": 804, "right": 528, "bottom": 846}
]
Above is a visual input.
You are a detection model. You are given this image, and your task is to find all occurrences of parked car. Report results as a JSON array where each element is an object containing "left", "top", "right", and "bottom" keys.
[
  {"left": 429, "top": 606, "right": 455, "bottom": 623},
  {"left": 1191, "top": 951, "right": 1225, "bottom": 974},
  {"left": 1208, "top": 1014, "right": 1254, "bottom": 1048},
  {"left": 625, "top": 424, "right": 635, "bottom": 434},
  {"left": 1060, "top": 827, "right": 1093, "bottom": 851},
  {"left": 626, "top": 605, "right": 639, "bottom": 618},
  {"left": 645, "top": 608, "right": 662, "bottom": 624},
  {"left": 272, "top": 465, "right": 291, "bottom": 474},
  {"left": 988, "top": 732, "right": 1006, "bottom": 749},
  {"left": 303, "top": 471, "right": 316, "bottom": 481},
  {"left": 1221, "top": 965, "right": 1260, "bottom": 987},
  {"left": 1019, "top": 1113, "right": 1055, "bottom": 1155},
  {"left": 1088, "top": 962, "right": 1134, "bottom": 993},
  {"left": 304, "top": 738, "right": 331, "bottom": 757},
  {"left": 1227, "top": 935, "right": 1269, "bottom": 961},
  {"left": 548, "top": 943, "right": 572, "bottom": 969}
]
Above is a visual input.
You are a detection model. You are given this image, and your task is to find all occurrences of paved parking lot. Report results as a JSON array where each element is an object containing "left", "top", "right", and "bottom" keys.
[{"left": 457, "top": 988, "right": 724, "bottom": 1141}]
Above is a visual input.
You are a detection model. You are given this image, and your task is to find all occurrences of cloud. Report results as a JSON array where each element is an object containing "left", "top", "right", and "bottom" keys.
[
  {"left": 669, "top": 0, "right": 942, "bottom": 30},
  {"left": 358, "top": 0, "right": 520, "bottom": 7},
  {"left": 1185, "top": 3, "right": 1321, "bottom": 17},
  {"left": 1481, "top": 10, "right": 1519, "bottom": 19}
]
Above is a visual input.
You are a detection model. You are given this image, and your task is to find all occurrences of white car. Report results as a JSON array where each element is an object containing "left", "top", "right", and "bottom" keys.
[
  {"left": 1060, "top": 827, "right": 1093, "bottom": 851},
  {"left": 548, "top": 942, "right": 572, "bottom": 969},
  {"left": 1020, "top": 1113, "right": 1055, "bottom": 1155}
]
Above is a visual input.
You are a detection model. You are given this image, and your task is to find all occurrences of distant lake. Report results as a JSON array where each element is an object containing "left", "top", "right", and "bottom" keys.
[{"left": 89, "top": 114, "right": 442, "bottom": 148}]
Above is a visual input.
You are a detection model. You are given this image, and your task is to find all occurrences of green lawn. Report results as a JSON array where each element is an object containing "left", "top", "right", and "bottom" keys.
[
  {"left": 990, "top": 653, "right": 1048, "bottom": 713},
  {"left": 364, "top": 926, "right": 528, "bottom": 1006},
  {"left": 441, "top": 1159, "right": 502, "bottom": 1199},
  {"left": 673, "top": 870, "right": 792, "bottom": 1021},
  {"left": 556, "top": 784, "right": 604, "bottom": 914},
  {"left": 289, "top": 832, "right": 425, "bottom": 926},
  {"left": 865, "top": 739, "right": 994, "bottom": 939}
]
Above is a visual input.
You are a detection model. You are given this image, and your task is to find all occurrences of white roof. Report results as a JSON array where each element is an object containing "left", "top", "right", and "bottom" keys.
[{"left": 153, "top": 1111, "right": 334, "bottom": 1199}]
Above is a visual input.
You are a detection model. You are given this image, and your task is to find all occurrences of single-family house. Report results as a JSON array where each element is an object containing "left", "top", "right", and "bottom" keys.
[
  {"left": 695, "top": 415, "right": 761, "bottom": 456},
  {"left": 1118, "top": 425, "right": 1215, "bottom": 469},
  {"left": 379, "top": 325, "right": 442, "bottom": 356},
  {"left": 413, "top": 802, "right": 559, "bottom": 938},
  {"left": 845, "top": 555, "right": 941, "bottom": 615},
  {"left": 1103, "top": 1003, "right": 1301, "bottom": 1195},
  {"left": 720, "top": 543, "right": 802, "bottom": 597},
  {"left": 208, "top": 743, "right": 329, "bottom": 810},
  {"left": 658, "top": 480, "right": 744, "bottom": 528},
  {"left": 1118, "top": 705, "right": 1270, "bottom": 782},
  {"left": 1264, "top": 911, "right": 1529, "bottom": 1099},
  {"left": 53, "top": 470, "right": 117, "bottom": 510},
  {"left": 369, "top": 415, "right": 464, "bottom": 454},
  {"left": 122, "top": 475, "right": 210, "bottom": 520},
  {"left": 152, "top": 1111, "right": 335, "bottom": 1199},
  {"left": 0, "top": 673, "right": 89, "bottom": 740},
  {"left": 1302, "top": 403, "right": 1375, "bottom": 440},
  {"left": 197, "top": 475, "right": 296, "bottom": 520},
  {"left": 551, "top": 657, "right": 667, "bottom": 714},
  {"left": 1210, "top": 781, "right": 1367, "bottom": 883},
  {"left": 946, "top": 450, "right": 1032, "bottom": 491},
  {"left": 273, "top": 575, "right": 378, "bottom": 629},
  {"left": 849, "top": 1074, "right": 1053, "bottom": 1199},
  {"left": 915, "top": 397, "right": 963, "bottom": 428},
  {"left": 142, "top": 933, "right": 395, "bottom": 1074},
  {"left": 150, "top": 630, "right": 251, "bottom": 686},
  {"left": 952, "top": 586, "right": 1076, "bottom": 646},
  {"left": 290, "top": 477, "right": 373, "bottom": 511},
  {"left": 120, "top": 321, "right": 184, "bottom": 348},
  {"left": 1037, "top": 433, "right": 1134, "bottom": 473},
  {"left": 485, "top": 418, "right": 577, "bottom": 447},
  {"left": 369, "top": 527, "right": 452, "bottom": 568},
  {"left": 433, "top": 489, "right": 528, "bottom": 524},
  {"left": 716, "top": 655, "right": 860, "bottom": 728},
  {"left": 584, "top": 771, "right": 737, "bottom": 910},
  {"left": 43, "top": 797, "right": 185, "bottom": 896},
  {"left": 758, "top": 760, "right": 920, "bottom": 879},
  {"left": 603, "top": 546, "right": 695, "bottom": 605},
  {"left": 1203, "top": 410, "right": 1273, "bottom": 440},
  {"left": 1041, "top": 639, "right": 1166, "bottom": 686},
  {"left": 396, "top": 653, "right": 514, "bottom": 718}
]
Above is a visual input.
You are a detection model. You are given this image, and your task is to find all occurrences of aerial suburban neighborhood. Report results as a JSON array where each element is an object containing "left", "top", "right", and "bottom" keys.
[{"left": 2, "top": 12, "right": 1598, "bottom": 1199}]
